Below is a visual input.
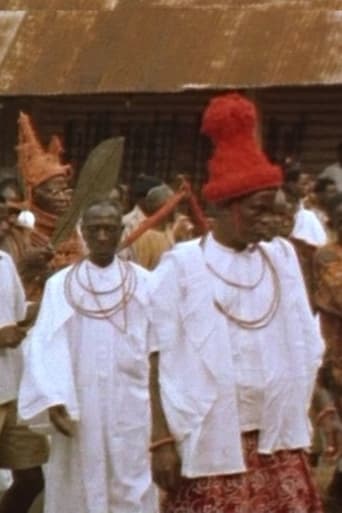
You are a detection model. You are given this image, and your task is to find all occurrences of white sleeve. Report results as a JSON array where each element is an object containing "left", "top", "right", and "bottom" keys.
[
  {"left": 18, "top": 279, "right": 79, "bottom": 422},
  {"left": 148, "top": 254, "right": 183, "bottom": 353},
  {"left": 276, "top": 238, "right": 324, "bottom": 378},
  {"left": 9, "top": 256, "right": 27, "bottom": 323},
  {"left": 292, "top": 209, "right": 327, "bottom": 246}
]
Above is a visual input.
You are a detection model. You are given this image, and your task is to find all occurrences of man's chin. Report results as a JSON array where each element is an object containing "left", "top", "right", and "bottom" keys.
[
  {"left": 50, "top": 203, "right": 70, "bottom": 216},
  {"left": 249, "top": 231, "right": 274, "bottom": 243},
  {"left": 55, "top": 208, "right": 69, "bottom": 216},
  {"left": 90, "top": 252, "right": 115, "bottom": 265}
]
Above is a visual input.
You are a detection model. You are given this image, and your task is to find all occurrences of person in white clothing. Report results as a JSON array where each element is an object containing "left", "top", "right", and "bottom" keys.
[
  {"left": 19, "top": 197, "right": 157, "bottom": 513},
  {"left": 282, "top": 163, "right": 327, "bottom": 246},
  {"left": 0, "top": 199, "right": 48, "bottom": 513},
  {"left": 319, "top": 142, "right": 342, "bottom": 192},
  {"left": 149, "top": 94, "right": 324, "bottom": 513},
  {"left": 292, "top": 205, "right": 327, "bottom": 246}
]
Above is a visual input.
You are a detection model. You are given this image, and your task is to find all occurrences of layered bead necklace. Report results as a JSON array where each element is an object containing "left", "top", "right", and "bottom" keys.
[
  {"left": 64, "top": 257, "right": 137, "bottom": 333},
  {"left": 202, "top": 237, "right": 281, "bottom": 330}
]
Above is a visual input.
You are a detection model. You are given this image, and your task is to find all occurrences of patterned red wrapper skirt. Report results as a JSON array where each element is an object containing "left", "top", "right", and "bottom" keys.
[{"left": 162, "top": 432, "right": 323, "bottom": 513}]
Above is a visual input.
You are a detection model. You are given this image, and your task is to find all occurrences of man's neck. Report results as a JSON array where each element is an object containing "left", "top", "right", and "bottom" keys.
[
  {"left": 31, "top": 205, "right": 57, "bottom": 237},
  {"left": 211, "top": 231, "right": 247, "bottom": 252},
  {"left": 88, "top": 255, "right": 115, "bottom": 268}
]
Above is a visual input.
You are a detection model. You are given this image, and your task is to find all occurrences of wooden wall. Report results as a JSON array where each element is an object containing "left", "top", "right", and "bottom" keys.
[
  {"left": 259, "top": 86, "right": 342, "bottom": 173},
  {"left": 0, "top": 86, "right": 341, "bottom": 188}
]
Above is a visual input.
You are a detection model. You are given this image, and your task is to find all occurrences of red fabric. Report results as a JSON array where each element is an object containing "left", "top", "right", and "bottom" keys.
[
  {"left": 201, "top": 93, "right": 283, "bottom": 202},
  {"left": 121, "top": 189, "right": 186, "bottom": 249},
  {"left": 162, "top": 432, "right": 323, "bottom": 513},
  {"left": 121, "top": 180, "right": 209, "bottom": 249}
]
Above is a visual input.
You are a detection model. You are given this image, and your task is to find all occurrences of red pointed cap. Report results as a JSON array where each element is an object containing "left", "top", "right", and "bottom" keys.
[{"left": 201, "top": 93, "right": 283, "bottom": 202}]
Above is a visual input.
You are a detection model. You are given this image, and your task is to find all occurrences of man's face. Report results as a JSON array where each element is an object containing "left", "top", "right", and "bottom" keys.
[
  {"left": 297, "top": 173, "right": 314, "bottom": 198},
  {"left": 271, "top": 190, "right": 297, "bottom": 239},
  {"left": 216, "top": 189, "right": 278, "bottom": 247},
  {"left": 239, "top": 189, "right": 279, "bottom": 243},
  {"left": 81, "top": 203, "right": 122, "bottom": 267},
  {"left": 0, "top": 204, "right": 9, "bottom": 242},
  {"left": 317, "top": 183, "right": 338, "bottom": 212},
  {"left": 32, "top": 176, "right": 72, "bottom": 216}
]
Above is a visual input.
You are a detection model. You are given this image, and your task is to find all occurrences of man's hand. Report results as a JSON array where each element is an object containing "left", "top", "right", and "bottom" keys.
[
  {"left": 0, "top": 325, "right": 27, "bottom": 349},
  {"left": 172, "top": 215, "right": 194, "bottom": 242},
  {"left": 151, "top": 442, "right": 182, "bottom": 492},
  {"left": 320, "top": 411, "right": 342, "bottom": 461},
  {"left": 18, "top": 302, "right": 40, "bottom": 328},
  {"left": 49, "top": 405, "right": 75, "bottom": 437},
  {"left": 149, "top": 353, "right": 181, "bottom": 491}
]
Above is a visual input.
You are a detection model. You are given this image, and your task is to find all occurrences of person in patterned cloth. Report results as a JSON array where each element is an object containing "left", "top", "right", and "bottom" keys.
[
  {"left": 149, "top": 93, "right": 324, "bottom": 513},
  {"left": 314, "top": 192, "right": 342, "bottom": 513},
  {"left": 16, "top": 113, "right": 84, "bottom": 301}
]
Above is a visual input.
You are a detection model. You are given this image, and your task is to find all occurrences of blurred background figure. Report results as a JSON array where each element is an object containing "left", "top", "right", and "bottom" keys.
[
  {"left": 121, "top": 174, "right": 162, "bottom": 239},
  {"left": 130, "top": 184, "right": 194, "bottom": 270},
  {"left": 311, "top": 178, "right": 339, "bottom": 241},
  {"left": 109, "top": 184, "right": 130, "bottom": 214},
  {"left": 130, "top": 184, "right": 174, "bottom": 269},
  {"left": 120, "top": 174, "right": 162, "bottom": 260},
  {"left": 283, "top": 161, "right": 327, "bottom": 246},
  {"left": 0, "top": 172, "right": 23, "bottom": 205},
  {"left": 314, "top": 192, "right": 342, "bottom": 513},
  {"left": 319, "top": 142, "right": 342, "bottom": 192}
]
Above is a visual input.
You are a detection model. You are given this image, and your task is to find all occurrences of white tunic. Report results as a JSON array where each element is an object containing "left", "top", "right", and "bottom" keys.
[
  {"left": 19, "top": 258, "right": 157, "bottom": 513},
  {"left": 150, "top": 235, "right": 324, "bottom": 478},
  {"left": 0, "top": 250, "right": 26, "bottom": 405},
  {"left": 292, "top": 205, "right": 327, "bottom": 246},
  {"left": 205, "top": 235, "right": 266, "bottom": 431},
  {"left": 319, "top": 162, "right": 342, "bottom": 191}
]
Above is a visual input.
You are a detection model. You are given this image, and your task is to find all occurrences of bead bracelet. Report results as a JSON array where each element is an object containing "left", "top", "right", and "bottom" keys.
[{"left": 149, "top": 436, "right": 175, "bottom": 452}]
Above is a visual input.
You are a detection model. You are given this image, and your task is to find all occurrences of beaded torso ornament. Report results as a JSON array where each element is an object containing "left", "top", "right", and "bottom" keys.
[
  {"left": 200, "top": 236, "right": 281, "bottom": 330},
  {"left": 64, "top": 258, "right": 137, "bottom": 334}
]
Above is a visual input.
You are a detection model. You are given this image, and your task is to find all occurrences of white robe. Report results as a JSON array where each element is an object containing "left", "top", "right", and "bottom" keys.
[
  {"left": 0, "top": 250, "right": 26, "bottom": 405},
  {"left": 0, "top": 250, "right": 26, "bottom": 490},
  {"left": 149, "top": 236, "right": 324, "bottom": 478},
  {"left": 19, "top": 258, "right": 157, "bottom": 513},
  {"left": 292, "top": 205, "right": 327, "bottom": 246}
]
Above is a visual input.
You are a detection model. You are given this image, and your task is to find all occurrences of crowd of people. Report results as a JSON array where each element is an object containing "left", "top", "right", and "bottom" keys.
[{"left": 0, "top": 93, "right": 341, "bottom": 513}]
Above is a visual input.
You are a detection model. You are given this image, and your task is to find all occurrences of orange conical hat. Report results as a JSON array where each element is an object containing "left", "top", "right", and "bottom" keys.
[
  {"left": 17, "top": 112, "right": 71, "bottom": 200},
  {"left": 48, "top": 134, "right": 64, "bottom": 159}
]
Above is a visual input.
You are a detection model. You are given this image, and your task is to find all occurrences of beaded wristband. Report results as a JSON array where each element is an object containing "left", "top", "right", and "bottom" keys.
[
  {"left": 316, "top": 405, "right": 337, "bottom": 425},
  {"left": 149, "top": 436, "right": 175, "bottom": 452}
]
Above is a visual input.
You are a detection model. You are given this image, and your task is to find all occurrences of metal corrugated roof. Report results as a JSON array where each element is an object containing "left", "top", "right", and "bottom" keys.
[
  {"left": 0, "top": 0, "right": 119, "bottom": 9},
  {"left": 0, "top": 0, "right": 342, "bottom": 8},
  {"left": 150, "top": 0, "right": 342, "bottom": 7},
  {"left": 0, "top": 1, "right": 341, "bottom": 95}
]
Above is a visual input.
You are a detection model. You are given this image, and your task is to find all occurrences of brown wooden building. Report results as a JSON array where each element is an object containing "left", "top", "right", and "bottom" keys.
[{"left": 0, "top": 0, "right": 341, "bottom": 187}]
